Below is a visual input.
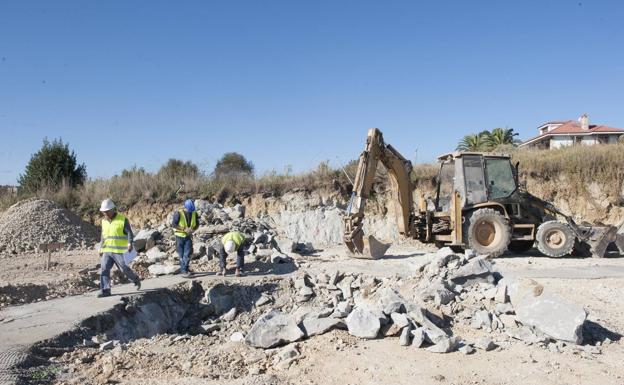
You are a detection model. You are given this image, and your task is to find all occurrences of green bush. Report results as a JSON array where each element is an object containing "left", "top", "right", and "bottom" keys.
[
  {"left": 18, "top": 139, "right": 86, "bottom": 193},
  {"left": 157, "top": 159, "right": 200, "bottom": 180},
  {"left": 214, "top": 152, "right": 254, "bottom": 178}
]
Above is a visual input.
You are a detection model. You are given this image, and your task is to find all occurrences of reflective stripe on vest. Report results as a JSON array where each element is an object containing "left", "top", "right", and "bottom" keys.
[
  {"left": 221, "top": 231, "right": 245, "bottom": 250},
  {"left": 101, "top": 213, "right": 128, "bottom": 253},
  {"left": 174, "top": 209, "right": 197, "bottom": 238}
]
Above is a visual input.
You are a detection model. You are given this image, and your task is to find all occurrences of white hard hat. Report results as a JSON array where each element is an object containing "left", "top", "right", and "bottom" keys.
[
  {"left": 100, "top": 198, "right": 116, "bottom": 212},
  {"left": 224, "top": 240, "right": 236, "bottom": 253}
]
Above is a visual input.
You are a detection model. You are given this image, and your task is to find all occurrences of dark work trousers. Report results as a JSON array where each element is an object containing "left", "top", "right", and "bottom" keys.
[
  {"left": 176, "top": 236, "right": 193, "bottom": 274},
  {"left": 217, "top": 242, "right": 245, "bottom": 271},
  {"left": 100, "top": 252, "right": 139, "bottom": 292}
]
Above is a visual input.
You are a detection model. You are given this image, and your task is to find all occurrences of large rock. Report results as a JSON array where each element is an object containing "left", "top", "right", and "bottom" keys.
[
  {"left": 134, "top": 229, "right": 160, "bottom": 252},
  {"left": 426, "top": 336, "right": 460, "bottom": 353},
  {"left": 450, "top": 258, "right": 495, "bottom": 286},
  {"left": 146, "top": 247, "right": 168, "bottom": 263},
  {"left": 508, "top": 279, "right": 587, "bottom": 344},
  {"left": 148, "top": 264, "right": 180, "bottom": 276},
  {"left": 346, "top": 306, "right": 381, "bottom": 339},
  {"left": 245, "top": 310, "right": 304, "bottom": 348},
  {"left": 301, "top": 317, "right": 346, "bottom": 337},
  {"left": 377, "top": 288, "right": 406, "bottom": 315},
  {"left": 406, "top": 305, "right": 448, "bottom": 343}
]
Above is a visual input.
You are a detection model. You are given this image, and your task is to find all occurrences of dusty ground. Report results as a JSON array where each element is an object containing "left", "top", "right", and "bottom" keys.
[{"left": 20, "top": 245, "right": 622, "bottom": 385}]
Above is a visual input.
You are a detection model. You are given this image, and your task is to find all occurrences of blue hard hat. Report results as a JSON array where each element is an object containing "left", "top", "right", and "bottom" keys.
[{"left": 184, "top": 199, "right": 196, "bottom": 212}]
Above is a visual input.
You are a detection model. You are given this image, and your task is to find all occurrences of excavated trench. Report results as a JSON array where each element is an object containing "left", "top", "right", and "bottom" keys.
[{"left": 7, "top": 279, "right": 286, "bottom": 385}]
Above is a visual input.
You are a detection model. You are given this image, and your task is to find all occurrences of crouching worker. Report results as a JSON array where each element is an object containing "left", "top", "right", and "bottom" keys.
[
  {"left": 173, "top": 199, "right": 200, "bottom": 278},
  {"left": 218, "top": 231, "right": 249, "bottom": 277},
  {"left": 98, "top": 199, "right": 141, "bottom": 298}
]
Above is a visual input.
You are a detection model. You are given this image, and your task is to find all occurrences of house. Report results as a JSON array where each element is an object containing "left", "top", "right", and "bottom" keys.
[{"left": 519, "top": 114, "right": 624, "bottom": 149}]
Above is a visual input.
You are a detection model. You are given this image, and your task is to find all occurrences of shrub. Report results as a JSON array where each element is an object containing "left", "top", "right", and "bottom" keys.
[
  {"left": 214, "top": 153, "right": 254, "bottom": 178},
  {"left": 158, "top": 159, "right": 200, "bottom": 180},
  {"left": 18, "top": 139, "right": 87, "bottom": 193}
]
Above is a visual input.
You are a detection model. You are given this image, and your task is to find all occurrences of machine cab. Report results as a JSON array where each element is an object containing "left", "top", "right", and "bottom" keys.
[{"left": 435, "top": 152, "right": 517, "bottom": 211}]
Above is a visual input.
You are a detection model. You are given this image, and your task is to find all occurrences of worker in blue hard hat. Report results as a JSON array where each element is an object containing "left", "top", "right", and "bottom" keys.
[{"left": 172, "top": 199, "right": 200, "bottom": 277}]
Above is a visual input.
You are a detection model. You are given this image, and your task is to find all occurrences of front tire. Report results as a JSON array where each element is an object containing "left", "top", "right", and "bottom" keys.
[
  {"left": 463, "top": 208, "right": 511, "bottom": 257},
  {"left": 536, "top": 221, "right": 575, "bottom": 258}
]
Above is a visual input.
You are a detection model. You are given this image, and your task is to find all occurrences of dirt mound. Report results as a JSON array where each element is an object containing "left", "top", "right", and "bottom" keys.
[{"left": 0, "top": 199, "right": 99, "bottom": 254}]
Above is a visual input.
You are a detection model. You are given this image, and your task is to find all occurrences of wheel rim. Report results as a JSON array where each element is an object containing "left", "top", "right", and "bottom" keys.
[
  {"left": 544, "top": 228, "right": 567, "bottom": 249},
  {"left": 475, "top": 220, "right": 496, "bottom": 246}
]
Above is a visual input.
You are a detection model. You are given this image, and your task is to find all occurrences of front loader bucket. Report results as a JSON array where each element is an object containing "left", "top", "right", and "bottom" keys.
[
  {"left": 347, "top": 235, "right": 391, "bottom": 260},
  {"left": 584, "top": 225, "right": 618, "bottom": 258}
]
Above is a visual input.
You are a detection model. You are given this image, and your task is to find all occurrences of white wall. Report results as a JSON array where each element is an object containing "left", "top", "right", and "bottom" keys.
[{"left": 549, "top": 136, "right": 573, "bottom": 149}]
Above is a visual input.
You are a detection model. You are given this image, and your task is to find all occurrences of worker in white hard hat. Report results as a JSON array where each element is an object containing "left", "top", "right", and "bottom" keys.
[
  {"left": 98, "top": 198, "right": 141, "bottom": 298},
  {"left": 217, "top": 231, "right": 249, "bottom": 277}
]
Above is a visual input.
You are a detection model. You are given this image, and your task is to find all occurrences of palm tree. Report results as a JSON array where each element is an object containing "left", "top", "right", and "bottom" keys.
[
  {"left": 484, "top": 128, "right": 519, "bottom": 149},
  {"left": 456, "top": 133, "right": 489, "bottom": 151}
]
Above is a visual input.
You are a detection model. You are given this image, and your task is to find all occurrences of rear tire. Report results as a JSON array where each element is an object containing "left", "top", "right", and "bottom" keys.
[
  {"left": 508, "top": 240, "right": 534, "bottom": 253},
  {"left": 536, "top": 221, "right": 575, "bottom": 258},
  {"left": 463, "top": 208, "right": 511, "bottom": 257}
]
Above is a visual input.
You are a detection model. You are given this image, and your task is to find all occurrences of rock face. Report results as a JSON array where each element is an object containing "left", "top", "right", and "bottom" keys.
[
  {"left": 346, "top": 306, "right": 381, "bottom": 339},
  {"left": 508, "top": 279, "right": 587, "bottom": 344},
  {"left": 245, "top": 310, "right": 304, "bottom": 348}
]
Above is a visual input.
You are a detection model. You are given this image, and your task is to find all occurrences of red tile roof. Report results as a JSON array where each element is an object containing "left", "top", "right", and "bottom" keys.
[{"left": 521, "top": 120, "right": 624, "bottom": 146}]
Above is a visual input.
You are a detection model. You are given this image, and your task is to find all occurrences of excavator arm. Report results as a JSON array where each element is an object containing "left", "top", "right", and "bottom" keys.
[{"left": 343, "top": 128, "right": 415, "bottom": 258}]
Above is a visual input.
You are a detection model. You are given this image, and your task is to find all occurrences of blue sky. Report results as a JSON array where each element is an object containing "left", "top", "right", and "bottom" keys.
[{"left": 1, "top": 0, "right": 623, "bottom": 184}]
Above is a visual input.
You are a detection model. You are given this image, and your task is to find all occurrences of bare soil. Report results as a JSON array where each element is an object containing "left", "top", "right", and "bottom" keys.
[{"left": 37, "top": 246, "right": 624, "bottom": 385}]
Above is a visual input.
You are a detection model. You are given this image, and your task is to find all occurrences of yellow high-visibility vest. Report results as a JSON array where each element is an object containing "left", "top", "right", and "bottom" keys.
[
  {"left": 101, "top": 213, "right": 128, "bottom": 253},
  {"left": 221, "top": 231, "right": 245, "bottom": 250},
  {"left": 174, "top": 209, "right": 197, "bottom": 238}
]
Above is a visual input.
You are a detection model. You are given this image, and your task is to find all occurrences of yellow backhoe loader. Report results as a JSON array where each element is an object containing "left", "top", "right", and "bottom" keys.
[{"left": 343, "top": 128, "right": 624, "bottom": 259}]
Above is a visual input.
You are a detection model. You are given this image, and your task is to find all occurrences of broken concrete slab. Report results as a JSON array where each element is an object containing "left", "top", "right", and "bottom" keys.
[
  {"left": 508, "top": 278, "right": 587, "bottom": 344},
  {"left": 301, "top": 317, "right": 346, "bottom": 337},
  {"left": 390, "top": 312, "right": 410, "bottom": 329},
  {"left": 406, "top": 305, "right": 448, "bottom": 343},
  {"left": 411, "top": 327, "right": 426, "bottom": 348},
  {"left": 450, "top": 258, "right": 495, "bottom": 286},
  {"left": 426, "top": 336, "right": 460, "bottom": 353},
  {"left": 470, "top": 310, "right": 492, "bottom": 330},
  {"left": 331, "top": 301, "right": 352, "bottom": 318},
  {"left": 474, "top": 337, "right": 497, "bottom": 351},
  {"left": 399, "top": 325, "right": 412, "bottom": 346},
  {"left": 378, "top": 288, "right": 406, "bottom": 315},
  {"left": 134, "top": 229, "right": 159, "bottom": 252},
  {"left": 146, "top": 247, "right": 168, "bottom": 264},
  {"left": 245, "top": 310, "right": 304, "bottom": 348},
  {"left": 148, "top": 264, "right": 180, "bottom": 276},
  {"left": 346, "top": 306, "right": 381, "bottom": 339}
]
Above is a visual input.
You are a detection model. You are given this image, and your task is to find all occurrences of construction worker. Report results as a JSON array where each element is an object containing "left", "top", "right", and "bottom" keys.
[
  {"left": 172, "top": 199, "right": 200, "bottom": 278},
  {"left": 98, "top": 199, "right": 141, "bottom": 298},
  {"left": 218, "top": 231, "right": 248, "bottom": 277}
]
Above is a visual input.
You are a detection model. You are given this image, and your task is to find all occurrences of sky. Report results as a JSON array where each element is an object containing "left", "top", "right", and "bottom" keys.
[{"left": 1, "top": 0, "right": 623, "bottom": 184}]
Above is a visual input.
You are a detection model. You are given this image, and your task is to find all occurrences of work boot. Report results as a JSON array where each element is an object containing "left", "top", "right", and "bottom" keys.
[
  {"left": 218, "top": 270, "right": 226, "bottom": 277},
  {"left": 181, "top": 272, "right": 193, "bottom": 278},
  {"left": 134, "top": 279, "right": 141, "bottom": 290},
  {"left": 97, "top": 290, "right": 111, "bottom": 298},
  {"left": 235, "top": 269, "right": 244, "bottom": 277}
]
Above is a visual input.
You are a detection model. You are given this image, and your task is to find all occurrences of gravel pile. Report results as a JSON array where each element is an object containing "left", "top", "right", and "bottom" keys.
[{"left": 0, "top": 199, "right": 99, "bottom": 254}]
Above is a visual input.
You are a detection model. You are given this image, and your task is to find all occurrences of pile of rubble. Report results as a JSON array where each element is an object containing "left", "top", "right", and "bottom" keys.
[
  {"left": 128, "top": 200, "right": 306, "bottom": 278},
  {"left": 0, "top": 199, "right": 99, "bottom": 254},
  {"left": 57, "top": 248, "right": 606, "bottom": 383}
]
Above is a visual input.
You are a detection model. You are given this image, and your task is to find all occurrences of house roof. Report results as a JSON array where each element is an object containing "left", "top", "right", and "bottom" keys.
[{"left": 521, "top": 120, "right": 624, "bottom": 146}]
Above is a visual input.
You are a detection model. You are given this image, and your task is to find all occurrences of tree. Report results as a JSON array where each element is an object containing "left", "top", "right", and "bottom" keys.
[
  {"left": 18, "top": 138, "right": 87, "bottom": 193},
  {"left": 214, "top": 152, "right": 254, "bottom": 178},
  {"left": 484, "top": 128, "right": 519, "bottom": 149},
  {"left": 158, "top": 159, "right": 199, "bottom": 179},
  {"left": 456, "top": 133, "right": 489, "bottom": 151}
]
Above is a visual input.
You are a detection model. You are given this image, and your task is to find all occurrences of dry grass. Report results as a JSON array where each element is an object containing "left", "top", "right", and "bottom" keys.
[
  {"left": 2, "top": 144, "right": 622, "bottom": 215},
  {"left": 511, "top": 143, "right": 624, "bottom": 197}
]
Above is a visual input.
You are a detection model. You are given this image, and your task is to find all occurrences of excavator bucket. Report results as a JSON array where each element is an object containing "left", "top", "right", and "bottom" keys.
[
  {"left": 581, "top": 225, "right": 619, "bottom": 258},
  {"left": 347, "top": 235, "right": 391, "bottom": 259}
]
